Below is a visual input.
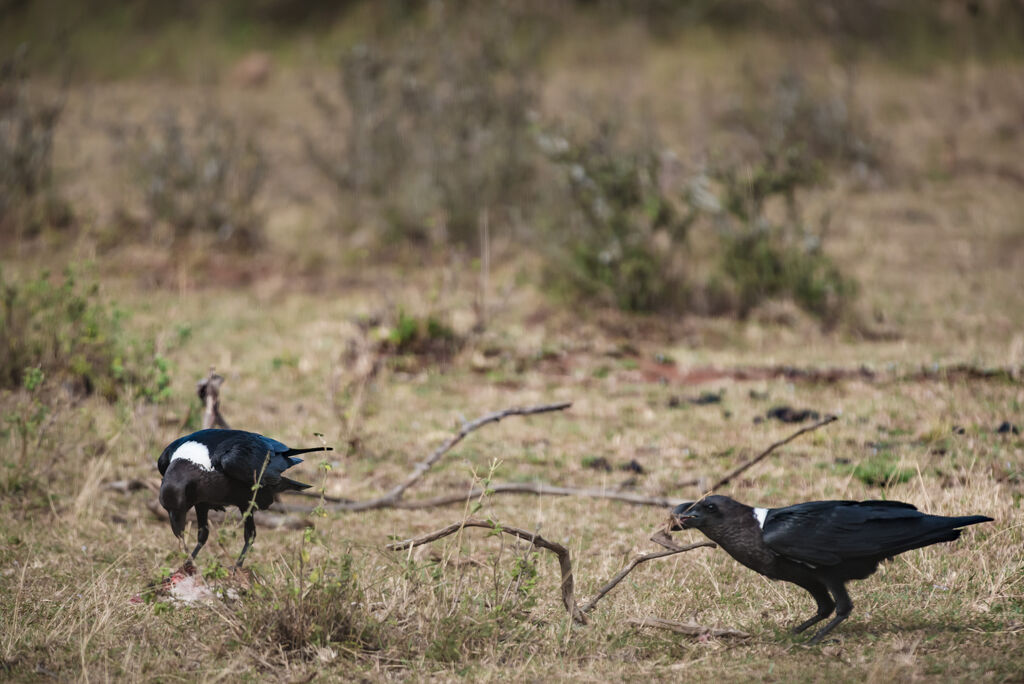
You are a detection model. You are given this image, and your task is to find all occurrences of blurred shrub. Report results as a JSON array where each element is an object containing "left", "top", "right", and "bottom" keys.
[
  {"left": 0, "top": 46, "right": 71, "bottom": 240},
  {"left": 307, "top": 2, "right": 542, "bottom": 248},
  {"left": 538, "top": 117, "right": 695, "bottom": 312},
  {"left": 724, "top": 68, "right": 878, "bottom": 178},
  {"left": 0, "top": 268, "right": 167, "bottom": 400},
  {"left": 133, "top": 108, "right": 265, "bottom": 247},
  {"left": 704, "top": 146, "right": 857, "bottom": 325},
  {"left": 539, "top": 94, "right": 857, "bottom": 323},
  {"left": 585, "top": 0, "right": 1024, "bottom": 63}
]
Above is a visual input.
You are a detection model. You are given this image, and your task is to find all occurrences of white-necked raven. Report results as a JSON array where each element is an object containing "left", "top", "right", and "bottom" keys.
[
  {"left": 670, "top": 495, "right": 992, "bottom": 643},
  {"left": 157, "top": 429, "right": 330, "bottom": 566}
]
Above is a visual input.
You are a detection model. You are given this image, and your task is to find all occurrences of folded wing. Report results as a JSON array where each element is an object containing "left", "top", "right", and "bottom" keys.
[{"left": 762, "top": 500, "right": 987, "bottom": 566}]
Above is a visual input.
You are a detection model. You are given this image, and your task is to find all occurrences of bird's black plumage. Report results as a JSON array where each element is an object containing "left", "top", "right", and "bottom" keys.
[
  {"left": 670, "top": 495, "right": 992, "bottom": 643},
  {"left": 157, "top": 429, "right": 330, "bottom": 566}
]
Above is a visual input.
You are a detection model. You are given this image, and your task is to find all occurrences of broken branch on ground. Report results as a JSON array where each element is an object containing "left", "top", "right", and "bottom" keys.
[{"left": 385, "top": 517, "right": 715, "bottom": 624}]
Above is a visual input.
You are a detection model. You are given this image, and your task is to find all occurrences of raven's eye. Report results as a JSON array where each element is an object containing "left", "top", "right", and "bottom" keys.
[{"left": 704, "top": 502, "right": 717, "bottom": 512}]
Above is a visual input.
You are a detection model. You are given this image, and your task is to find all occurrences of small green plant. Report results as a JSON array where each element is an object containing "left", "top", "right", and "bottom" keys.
[
  {"left": 382, "top": 309, "right": 460, "bottom": 361},
  {"left": 238, "top": 547, "right": 379, "bottom": 653},
  {"left": 851, "top": 453, "right": 915, "bottom": 487},
  {"left": 0, "top": 268, "right": 165, "bottom": 400},
  {"left": 1, "top": 367, "right": 50, "bottom": 495}
]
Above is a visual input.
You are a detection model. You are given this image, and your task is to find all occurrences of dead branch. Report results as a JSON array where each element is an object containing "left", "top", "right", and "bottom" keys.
[
  {"left": 398, "top": 482, "right": 682, "bottom": 509},
  {"left": 385, "top": 518, "right": 714, "bottom": 624},
  {"left": 285, "top": 481, "right": 683, "bottom": 510},
  {"left": 145, "top": 499, "right": 310, "bottom": 531},
  {"left": 579, "top": 541, "right": 716, "bottom": 615},
  {"left": 705, "top": 414, "right": 837, "bottom": 493},
  {"left": 627, "top": 616, "right": 749, "bottom": 639},
  {"left": 280, "top": 402, "right": 572, "bottom": 512},
  {"left": 649, "top": 415, "right": 839, "bottom": 548},
  {"left": 196, "top": 367, "right": 229, "bottom": 429},
  {"left": 386, "top": 518, "right": 586, "bottom": 624},
  {"left": 284, "top": 405, "right": 837, "bottom": 516}
]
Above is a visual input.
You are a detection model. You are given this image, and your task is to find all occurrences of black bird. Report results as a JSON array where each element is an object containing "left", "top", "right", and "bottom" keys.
[
  {"left": 670, "top": 495, "right": 992, "bottom": 643},
  {"left": 157, "top": 429, "right": 331, "bottom": 567}
]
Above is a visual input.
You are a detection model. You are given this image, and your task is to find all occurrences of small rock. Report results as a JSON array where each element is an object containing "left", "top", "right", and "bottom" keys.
[
  {"left": 765, "top": 405, "right": 820, "bottom": 423},
  {"left": 619, "top": 459, "right": 645, "bottom": 474},
  {"left": 952, "top": 425, "right": 967, "bottom": 435},
  {"left": 691, "top": 391, "right": 723, "bottom": 406}
]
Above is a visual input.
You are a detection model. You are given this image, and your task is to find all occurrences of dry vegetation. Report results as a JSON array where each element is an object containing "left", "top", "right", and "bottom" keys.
[{"left": 2, "top": 2, "right": 1024, "bottom": 681}]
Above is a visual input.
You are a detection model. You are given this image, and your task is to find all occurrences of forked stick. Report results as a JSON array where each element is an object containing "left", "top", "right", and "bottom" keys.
[
  {"left": 579, "top": 541, "right": 716, "bottom": 615},
  {"left": 386, "top": 518, "right": 714, "bottom": 624},
  {"left": 387, "top": 518, "right": 585, "bottom": 623}
]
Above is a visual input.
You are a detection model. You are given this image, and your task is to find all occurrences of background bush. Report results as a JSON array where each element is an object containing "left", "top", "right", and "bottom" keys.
[
  {"left": 132, "top": 108, "right": 266, "bottom": 247},
  {"left": 0, "top": 268, "right": 166, "bottom": 400},
  {"left": 307, "top": 2, "right": 543, "bottom": 248},
  {"left": 0, "top": 46, "right": 71, "bottom": 240}
]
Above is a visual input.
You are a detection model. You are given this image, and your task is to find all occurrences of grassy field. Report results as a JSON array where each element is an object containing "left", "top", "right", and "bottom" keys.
[{"left": 2, "top": 7, "right": 1024, "bottom": 681}]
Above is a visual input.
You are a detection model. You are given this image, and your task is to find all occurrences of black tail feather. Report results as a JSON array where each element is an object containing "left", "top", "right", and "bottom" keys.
[
  {"left": 279, "top": 476, "right": 312, "bottom": 491},
  {"left": 283, "top": 446, "right": 333, "bottom": 457}
]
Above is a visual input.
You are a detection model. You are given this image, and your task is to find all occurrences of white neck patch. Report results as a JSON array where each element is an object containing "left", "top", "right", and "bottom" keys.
[
  {"left": 170, "top": 441, "right": 213, "bottom": 472},
  {"left": 752, "top": 507, "right": 768, "bottom": 529}
]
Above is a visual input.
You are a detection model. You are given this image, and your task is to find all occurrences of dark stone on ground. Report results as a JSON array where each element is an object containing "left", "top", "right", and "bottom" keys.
[
  {"left": 583, "top": 456, "right": 612, "bottom": 472},
  {"left": 766, "top": 405, "right": 821, "bottom": 423},
  {"left": 996, "top": 421, "right": 1020, "bottom": 435},
  {"left": 619, "top": 459, "right": 645, "bottom": 474}
]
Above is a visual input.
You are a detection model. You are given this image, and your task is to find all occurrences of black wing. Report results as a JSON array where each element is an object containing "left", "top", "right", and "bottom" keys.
[
  {"left": 762, "top": 500, "right": 936, "bottom": 566},
  {"left": 210, "top": 433, "right": 298, "bottom": 488}
]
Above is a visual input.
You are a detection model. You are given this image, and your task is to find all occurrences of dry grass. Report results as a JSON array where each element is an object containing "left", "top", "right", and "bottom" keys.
[{"left": 2, "top": 25, "right": 1024, "bottom": 683}]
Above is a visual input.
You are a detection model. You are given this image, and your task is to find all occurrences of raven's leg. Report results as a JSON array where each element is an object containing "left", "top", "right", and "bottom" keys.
[
  {"left": 792, "top": 580, "right": 835, "bottom": 634},
  {"left": 808, "top": 581, "right": 853, "bottom": 644},
  {"left": 235, "top": 513, "right": 256, "bottom": 568},
  {"left": 190, "top": 505, "right": 210, "bottom": 560}
]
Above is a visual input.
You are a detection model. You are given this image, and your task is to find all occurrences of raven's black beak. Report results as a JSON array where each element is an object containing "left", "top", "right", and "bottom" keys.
[
  {"left": 168, "top": 510, "right": 186, "bottom": 540},
  {"left": 670, "top": 502, "right": 698, "bottom": 530}
]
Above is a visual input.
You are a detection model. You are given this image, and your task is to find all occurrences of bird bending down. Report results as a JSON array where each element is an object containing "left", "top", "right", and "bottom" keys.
[
  {"left": 670, "top": 495, "right": 992, "bottom": 644},
  {"left": 157, "top": 429, "right": 330, "bottom": 567}
]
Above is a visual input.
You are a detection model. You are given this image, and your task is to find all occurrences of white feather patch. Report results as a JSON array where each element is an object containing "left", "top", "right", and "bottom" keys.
[
  {"left": 170, "top": 441, "right": 213, "bottom": 472},
  {"left": 752, "top": 507, "right": 768, "bottom": 529}
]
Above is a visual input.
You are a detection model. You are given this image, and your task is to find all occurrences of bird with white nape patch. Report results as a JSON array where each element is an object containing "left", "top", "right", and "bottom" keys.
[
  {"left": 669, "top": 495, "right": 992, "bottom": 644},
  {"left": 157, "top": 429, "right": 331, "bottom": 567}
]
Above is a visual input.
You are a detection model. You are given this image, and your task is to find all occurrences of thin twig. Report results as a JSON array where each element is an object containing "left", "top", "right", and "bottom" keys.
[
  {"left": 579, "top": 541, "right": 716, "bottom": 614},
  {"left": 628, "top": 616, "right": 749, "bottom": 639},
  {"left": 398, "top": 482, "right": 682, "bottom": 509},
  {"left": 386, "top": 517, "right": 714, "bottom": 624},
  {"left": 282, "top": 402, "right": 572, "bottom": 512},
  {"left": 284, "top": 481, "right": 683, "bottom": 510},
  {"left": 386, "top": 518, "right": 586, "bottom": 624},
  {"left": 650, "top": 415, "right": 839, "bottom": 549},
  {"left": 704, "top": 414, "right": 838, "bottom": 493}
]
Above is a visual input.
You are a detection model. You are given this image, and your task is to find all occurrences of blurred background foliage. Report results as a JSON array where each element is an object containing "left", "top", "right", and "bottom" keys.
[{"left": 2, "top": 0, "right": 1022, "bottom": 325}]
